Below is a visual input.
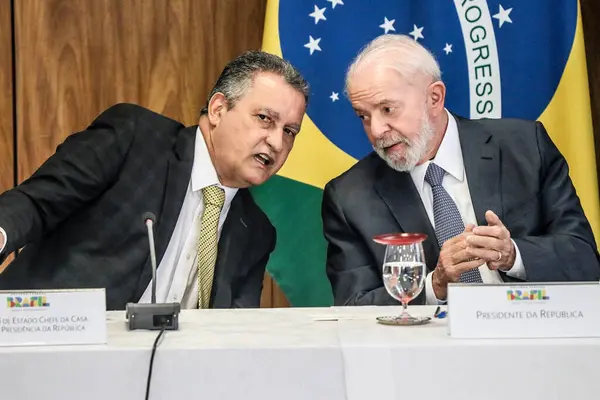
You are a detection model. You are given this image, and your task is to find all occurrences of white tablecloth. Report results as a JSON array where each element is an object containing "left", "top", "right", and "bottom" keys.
[{"left": 1, "top": 306, "right": 599, "bottom": 399}]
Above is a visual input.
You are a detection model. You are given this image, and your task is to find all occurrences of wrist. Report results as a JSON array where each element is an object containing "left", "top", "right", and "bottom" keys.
[
  {"left": 500, "top": 242, "right": 517, "bottom": 271},
  {"left": 432, "top": 270, "right": 448, "bottom": 300}
]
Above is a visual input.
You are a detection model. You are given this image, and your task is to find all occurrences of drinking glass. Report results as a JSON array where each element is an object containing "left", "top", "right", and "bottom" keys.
[{"left": 374, "top": 233, "right": 430, "bottom": 325}]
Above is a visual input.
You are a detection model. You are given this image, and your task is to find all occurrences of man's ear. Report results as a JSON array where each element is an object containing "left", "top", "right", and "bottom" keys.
[
  {"left": 428, "top": 81, "right": 446, "bottom": 117},
  {"left": 207, "top": 93, "right": 228, "bottom": 125}
]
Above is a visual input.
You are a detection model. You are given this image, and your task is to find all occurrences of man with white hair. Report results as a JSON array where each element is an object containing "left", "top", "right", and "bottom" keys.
[{"left": 322, "top": 34, "right": 600, "bottom": 306}]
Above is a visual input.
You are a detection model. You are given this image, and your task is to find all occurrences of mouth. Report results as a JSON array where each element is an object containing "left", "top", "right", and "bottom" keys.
[
  {"left": 384, "top": 142, "right": 408, "bottom": 153},
  {"left": 376, "top": 135, "right": 411, "bottom": 153},
  {"left": 253, "top": 153, "right": 274, "bottom": 168}
]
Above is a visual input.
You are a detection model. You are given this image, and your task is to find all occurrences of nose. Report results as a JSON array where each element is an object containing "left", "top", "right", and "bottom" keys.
[
  {"left": 266, "top": 129, "right": 284, "bottom": 153},
  {"left": 369, "top": 114, "right": 389, "bottom": 140}
]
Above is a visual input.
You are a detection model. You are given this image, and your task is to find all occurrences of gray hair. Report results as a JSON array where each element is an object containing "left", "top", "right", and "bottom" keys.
[
  {"left": 345, "top": 34, "right": 441, "bottom": 94},
  {"left": 200, "top": 50, "right": 309, "bottom": 115}
]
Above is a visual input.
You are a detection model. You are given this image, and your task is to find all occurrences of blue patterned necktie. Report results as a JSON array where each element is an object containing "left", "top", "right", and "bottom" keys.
[{"left": 424, "top": 162, "right": 483, "bottom": 283}]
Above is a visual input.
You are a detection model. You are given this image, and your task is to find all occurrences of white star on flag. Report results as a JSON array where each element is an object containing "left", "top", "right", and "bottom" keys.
[
  {"left": 327, "top": 0, "right": 344, "bottom": 9},
  {"left": 493, "top": 5, "right": 513, "bottom": 28},
  {"left": 409, "top": 24, "right": 424, "bottom": 41},
  {"left": 309, "top": 5, "right": 326, "bottom": 24},
  {"left": 379, "top": 17, "right": 396, "bottom": 34},
  {"left": 330, "top": 92, "right": 339, "bottom": 102},
  {"left": 443, "top": 43, "right": 453, "bottom": 55},
  {"left": 304, "top": 36, "right": 322, "bottom": 55}
]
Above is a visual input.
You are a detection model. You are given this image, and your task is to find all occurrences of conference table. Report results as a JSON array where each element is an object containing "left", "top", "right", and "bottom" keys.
[{"left": 1, "top": 305, "right": 599, "bottom": 399}]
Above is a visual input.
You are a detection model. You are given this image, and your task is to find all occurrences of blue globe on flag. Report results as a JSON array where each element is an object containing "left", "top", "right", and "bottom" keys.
[{"left": 279, "top": 0, "right": 576, "bottom": 159}]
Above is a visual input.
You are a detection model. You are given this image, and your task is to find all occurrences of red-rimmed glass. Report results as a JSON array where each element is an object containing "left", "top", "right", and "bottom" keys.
[{"left": 373, "top": 233, "right": 430, "bottom": 325}]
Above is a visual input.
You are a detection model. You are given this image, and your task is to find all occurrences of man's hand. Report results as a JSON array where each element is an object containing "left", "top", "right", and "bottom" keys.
[
  {"left": 466, "top": 210, "right": 515, "bottom": 271},
  {"left": 432, "top": 224, "right": 483, "bottom": 300}
]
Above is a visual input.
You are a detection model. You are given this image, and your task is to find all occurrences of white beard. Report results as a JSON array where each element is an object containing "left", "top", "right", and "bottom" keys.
[{"left": 373, "top": 111, "right": 435, "bottom": 172}]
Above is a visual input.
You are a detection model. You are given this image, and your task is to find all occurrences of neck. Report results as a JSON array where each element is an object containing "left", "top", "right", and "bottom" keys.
[
  {"left": 198, "top": 116, "right": 226, "bottom": 185},
  {"left": 420, "top": 110, "right": 448, "bottom": 163},
  {"left": 198, "top": 116, "right": 212, "bottom": 152}
]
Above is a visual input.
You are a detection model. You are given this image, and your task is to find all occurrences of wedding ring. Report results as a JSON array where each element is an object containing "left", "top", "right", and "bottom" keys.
[{"left": 495, "top": 251, "right": 502, "bottom": 261}]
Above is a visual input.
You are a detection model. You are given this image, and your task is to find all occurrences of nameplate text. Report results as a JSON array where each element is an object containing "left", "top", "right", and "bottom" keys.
[
  {"left": 448, "top": 282, "right": 600, "bottom": 338},
  {"left": 0, "top": 289, "right": 107, "bottom": 346}
]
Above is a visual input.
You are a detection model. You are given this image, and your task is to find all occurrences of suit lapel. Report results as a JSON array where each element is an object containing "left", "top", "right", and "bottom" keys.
[
  {"left": 456, "top": 116, "right": 503, "bottom": 225},
  {"left": 133, "top": 126, "right": 195, "bottom": 300},
  {"left": 210, "top": 190, "right": 250, "bottom": 308},
  {"left": 374, "top": 163, "right": 439, "bottom": 271},
  {"left": 154, "top": 126, "right": 196, "bottom": 260}
]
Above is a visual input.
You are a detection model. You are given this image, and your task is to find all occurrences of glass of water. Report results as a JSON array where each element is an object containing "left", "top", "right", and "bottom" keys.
[{"left": 374, "top": 233, "right": 429, "bottom": 325}]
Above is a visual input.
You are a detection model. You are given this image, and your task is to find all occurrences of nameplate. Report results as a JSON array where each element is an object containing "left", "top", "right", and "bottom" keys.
[
  {"left": 0, "top": 289, "right": 107, "bottom": 346},
  {"left": 448, "top": 282, "right": 600, "bottom": 339}
]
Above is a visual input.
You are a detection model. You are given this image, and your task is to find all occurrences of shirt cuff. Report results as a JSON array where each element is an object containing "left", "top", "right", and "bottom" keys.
[
  {"left": 505, "top": 239, "right": 526, "bottom": 280},
  {"left": 425, "top": 270, "right": 447, "bottom": 305},
  {"left": 0, "top": 227, "right": 6, "bottom": 254}
]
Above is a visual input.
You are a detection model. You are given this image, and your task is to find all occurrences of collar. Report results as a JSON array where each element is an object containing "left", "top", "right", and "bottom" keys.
[{"left": 411, "top": 109, "right": 465, "bottom": 190}]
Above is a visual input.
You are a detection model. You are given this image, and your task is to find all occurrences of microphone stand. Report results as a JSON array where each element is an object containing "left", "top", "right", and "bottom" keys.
[{"left": 125, "top": 212, "right": 181, "bottom": 330}]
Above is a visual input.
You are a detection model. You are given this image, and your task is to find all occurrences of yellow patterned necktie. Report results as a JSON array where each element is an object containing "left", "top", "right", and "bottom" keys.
[{"left": 197, "top": 185, "right": 225, "bottom": 308}]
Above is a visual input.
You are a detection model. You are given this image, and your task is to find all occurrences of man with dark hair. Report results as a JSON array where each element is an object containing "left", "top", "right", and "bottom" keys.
[{"left": 0, "top": 50, "right": 309, "bottom": 310}]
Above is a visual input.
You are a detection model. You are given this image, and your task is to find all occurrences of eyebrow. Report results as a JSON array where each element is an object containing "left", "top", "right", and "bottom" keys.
[
  {"left": 262, "top": 108, "right": 301, "bottom": 132},
  {"left": 374, "top": 99, "right": 398, "bottom": 107},
  {"left": 352, "top": 99, "right": 399, "bottom": 113},
  {"left": 262, "top": 108, "right": 280, "bottom": 121}
]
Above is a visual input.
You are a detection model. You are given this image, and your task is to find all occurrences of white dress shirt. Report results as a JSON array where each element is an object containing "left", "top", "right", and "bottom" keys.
[
  {"left": 138, "top": 127, "right": 237, "bottom": 308},
  {"left": 410, "top": 110, "right": 526, "bottom": 304}
]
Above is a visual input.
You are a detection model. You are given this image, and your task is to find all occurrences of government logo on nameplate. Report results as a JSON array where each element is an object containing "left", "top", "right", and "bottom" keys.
[
  {"left": 448, "top": 282, "right": 600, "bottom": 339},
  {"left": 0, "top": 289, "right": 107, "bottom": 346}
]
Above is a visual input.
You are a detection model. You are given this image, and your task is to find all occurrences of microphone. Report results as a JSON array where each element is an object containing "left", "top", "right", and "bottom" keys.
[
  {"left": 125, "top": 212, "right": 181, "bottom": 331},
  {"left": 142, "top": 212, "right": 157, "bottom": 304}
]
